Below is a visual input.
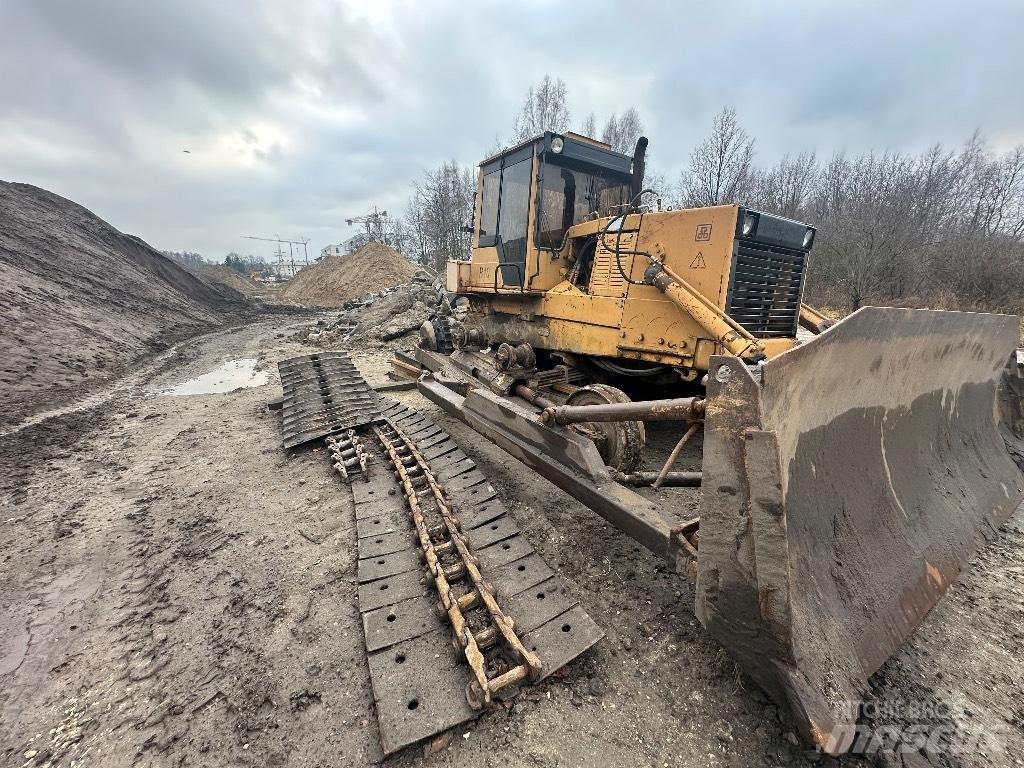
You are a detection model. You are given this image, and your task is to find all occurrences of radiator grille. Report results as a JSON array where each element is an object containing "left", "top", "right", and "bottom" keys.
[{"left": 726, "top": 240, "right": 806, "bottom": 337}]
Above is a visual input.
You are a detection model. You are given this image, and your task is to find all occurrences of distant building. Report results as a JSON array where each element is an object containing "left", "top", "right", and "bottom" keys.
[
  {"left": 320, "top": 243, "right": 346, "bottom": 259},
  {"left": 319, "top": 233, "right": 370, "bottom": 261}
]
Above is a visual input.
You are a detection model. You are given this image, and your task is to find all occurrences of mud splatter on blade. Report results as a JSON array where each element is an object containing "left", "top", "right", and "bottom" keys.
[{"left": 697, "top": 307, "right": 1024, "bottom": 753}]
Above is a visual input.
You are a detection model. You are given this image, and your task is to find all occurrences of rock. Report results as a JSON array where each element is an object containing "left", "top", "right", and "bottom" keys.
[
  {"left": 422, "top": 730, "right": 453, "bottom": 756},
  {"left": 392, "top": 292, "right": 415, "bottom": 314},
  {"left": 381, "top": 321, "right": 421, "bottom": 342},
  {"left": 900, "top": 754, "right": 934, "bottom": 768}
]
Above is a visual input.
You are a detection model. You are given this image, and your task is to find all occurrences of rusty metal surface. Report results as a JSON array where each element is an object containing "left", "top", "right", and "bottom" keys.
[
  {"left": 357, "top": 570, "right": 429, "bottom": 612},
  {"left": 325, "top": 430, "right": 369, "bottom": 482},
  {"left": 540, "top": 396, "right": 704, "bottom": 425},
  {"left": 277, "top": 352, "right": 382, "bottom": 448},
  {"left": 519, "top": 605, "right": 604, "bottom": 682},
  {"left": 330, "top": 398, "right": 603, "bottom": 755},
  {"left": 362, "top": 595, "right": 445, "bottom": 652},
  {"left": 476, "top": 536, "right": 538, "bottom": 570},
  {"left": 373, "top": 417, "right": 544, "bottom": 708},
  {"left": 697, "top": 307, "right": 1024, "bottom": 753},
  {"left": 357, "top": 548, "right": 422, "bottom": 583},
  {"left": 487, "top": 552, "right": 555, "bottom": 596},
  {"left": 419, "top": 376, "right": 682, "bottom": 564},
  {"left": 612, "top": 470, "right": 702, "bottom": 487},
  {"left": 365, "top": 629, "right": 476, "bottom": 756}
]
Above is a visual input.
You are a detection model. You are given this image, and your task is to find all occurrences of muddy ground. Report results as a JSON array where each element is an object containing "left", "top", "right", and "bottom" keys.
[{"left": 1, "top": 315, "right": 1021, "bottom": 768}]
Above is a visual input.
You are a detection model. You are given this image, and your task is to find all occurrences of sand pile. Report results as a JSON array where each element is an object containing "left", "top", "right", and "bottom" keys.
[
  {"left": 280, "top": 242, "right": 416, "bottom": 307},
  {"left": 0, "top": 181, "right": 250, "bottom": 428},
  {"left": 196, "top": 264, "right": 268, "bottom": 297}
]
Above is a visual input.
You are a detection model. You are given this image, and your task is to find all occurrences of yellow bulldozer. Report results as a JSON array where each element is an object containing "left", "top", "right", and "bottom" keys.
[{"left": 413, "top": 131, "right": 1024, "bottom": 752}]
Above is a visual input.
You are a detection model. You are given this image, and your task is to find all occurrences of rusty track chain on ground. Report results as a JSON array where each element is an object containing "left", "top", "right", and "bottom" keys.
[
  {"left": 275, "top": 370, "right": 605, "bottom": 755},
  {"left": 325, "top": 429, "right": 369, "bottom": 482},
  {"left": 348, "top": 399, "right": 602, "bottom": 756},
  {"left": 374, "top": 417, "right": 542, "bottom": 708}
]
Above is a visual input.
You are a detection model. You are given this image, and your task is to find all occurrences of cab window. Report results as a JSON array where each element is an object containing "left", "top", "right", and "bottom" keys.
[
  {"left": 478, "top": 168, "right": 500, "bottom": 242},
  {"left": 537, "top": 161, "right": 631, "bottom": 249},
  {"left": 497, "top": 158, "right": 531, "bottom": 245}
]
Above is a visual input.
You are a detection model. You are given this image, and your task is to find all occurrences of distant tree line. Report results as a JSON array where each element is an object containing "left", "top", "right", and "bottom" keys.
[
  {"left": 160, "top": 250, "right": 205, "bottom": 268},
  {"left": 223, "top": 252, "right": 273, "bottom": 274},
  {"left": 162, "top": 249, "right": 282, "bottom": 276}
]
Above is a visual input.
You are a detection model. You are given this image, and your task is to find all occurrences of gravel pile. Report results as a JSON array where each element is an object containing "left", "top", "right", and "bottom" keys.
[{"left": 281, "top": 242, "right": 417, "bottom": 308}]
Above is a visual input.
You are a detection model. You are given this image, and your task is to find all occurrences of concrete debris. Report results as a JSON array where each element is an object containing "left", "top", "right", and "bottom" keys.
[{"left": 298, "top": 271, "right": 451, "bottom": 346}]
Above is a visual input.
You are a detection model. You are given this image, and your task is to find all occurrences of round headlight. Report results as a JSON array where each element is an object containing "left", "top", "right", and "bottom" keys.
[
  {"left": 802, "top": 228, "right": 815, "bottom": 249},
  {"left": 551, "top": 136, "right": 564, "bottom": 154},
  {"left": 741, "top": 212, "right": 757, "bottom": 237}
]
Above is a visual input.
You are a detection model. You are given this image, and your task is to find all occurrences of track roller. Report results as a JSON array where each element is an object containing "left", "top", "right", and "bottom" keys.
[{"left": 564, "top": 384, "right": 645, "bottom": 473}]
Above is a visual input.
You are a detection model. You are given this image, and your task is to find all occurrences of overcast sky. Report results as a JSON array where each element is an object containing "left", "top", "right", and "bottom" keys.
[{"left": 2, "top": 0, "right": 1023, "bottom": 260}]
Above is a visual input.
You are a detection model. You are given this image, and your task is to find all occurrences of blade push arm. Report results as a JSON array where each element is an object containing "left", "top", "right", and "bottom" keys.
[
  {"left": 798, "top": 303, "right": 836, "bottom": 334},
  {"left": 644, "top": 263, "right": 766, "bottom": 362}
]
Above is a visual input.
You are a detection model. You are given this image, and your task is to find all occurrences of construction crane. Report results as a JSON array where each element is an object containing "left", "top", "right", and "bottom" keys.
[
  {"left": 240, "top": 235, "right": 310, "bottom": 278},
  {"left": 345, "top": 207, "right": 391, "bottom": 245}
]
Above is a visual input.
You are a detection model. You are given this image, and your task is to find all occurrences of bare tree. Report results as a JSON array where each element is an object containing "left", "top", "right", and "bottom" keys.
[
  {"left": 600, "top": 107, "right": 644, "bottom": 154},
  {"left": 512, "top": 75, "right": 570, "bottom": 142},
  {"left": 681, "top": 106, "right": 755, "bottom": 207},
  {"left": 810, "top": 151, "right": 937, "bottom": 308},
  {"left": 751, "top": 152, "right": 818, "bottom": 219},
  {"left": 971, "top": 144, "right": 1024, "bottom": 239},
  {"left": 405, "top": 160, "right": 476, "bottom": 272},
  {"left": 579, "top": 112, "right": 597, "bottom": 139}
]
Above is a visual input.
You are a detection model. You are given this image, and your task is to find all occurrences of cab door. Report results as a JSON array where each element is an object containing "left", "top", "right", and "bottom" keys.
[
  {"left": 474, "top": 144, "right": 536, "bottom": 290},
  {"left": 495, "top": 156, "right": 532, "bottom": 286}
]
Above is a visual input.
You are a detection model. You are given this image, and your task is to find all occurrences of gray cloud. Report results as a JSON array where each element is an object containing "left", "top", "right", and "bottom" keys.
[{"left": 2, "top": 0, "right": 1023, "bottom": 259}]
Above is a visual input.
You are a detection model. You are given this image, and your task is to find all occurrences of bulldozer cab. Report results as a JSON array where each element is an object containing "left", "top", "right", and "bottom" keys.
[{"left": 457, "top": 132, "right": 634, "bottom": 293}]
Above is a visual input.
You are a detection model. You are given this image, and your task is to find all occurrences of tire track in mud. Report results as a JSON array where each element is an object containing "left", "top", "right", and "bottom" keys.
[
  {"left": 109, "top": 482, "right": 222, "bottom": 762},
  {"left": 5, "top": 465, "right": 213, "bottom": 765},
  {"left": 4, "top": 405, "right": 248, "bottom": 765},
  {"left": 3, "top": 319, "right": 381, "bottom": 767},
  {"left": 0, "top": 320, "right": 288, "bottom": 442}
]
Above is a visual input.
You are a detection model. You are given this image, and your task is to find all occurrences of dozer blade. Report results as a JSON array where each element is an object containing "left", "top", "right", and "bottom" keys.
[{"left": 697, "top": 307, "right": 1024, "bottom": 753}]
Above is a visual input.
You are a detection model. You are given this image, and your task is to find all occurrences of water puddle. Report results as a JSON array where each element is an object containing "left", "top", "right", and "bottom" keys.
[{"left": 153, "top": 358, "right": 270, "bottom": 396}]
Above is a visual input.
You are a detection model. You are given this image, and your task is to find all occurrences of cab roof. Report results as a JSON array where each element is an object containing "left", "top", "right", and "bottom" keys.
[{"left": 478, "top": 131, "right": 634, "bottom": 179}]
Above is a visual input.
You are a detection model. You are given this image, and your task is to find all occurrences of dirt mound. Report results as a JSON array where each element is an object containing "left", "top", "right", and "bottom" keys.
[
  {"left": 195, "top": 264, "right": 267, "bottom": 296},
  {"left": 0, "top": 181, "right": 250, "bottom": 429},
  {"left": 280, "top": 241, "right": 416, "bottom": 307}
]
